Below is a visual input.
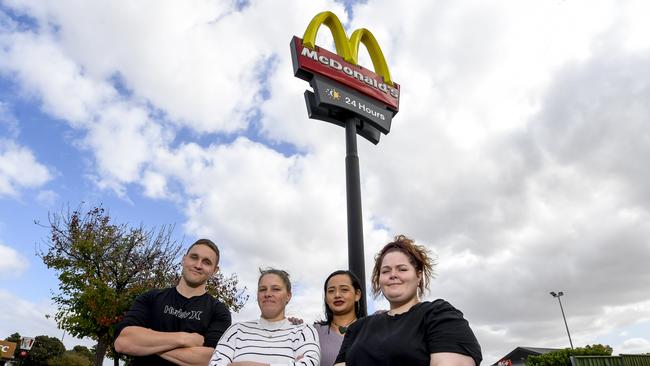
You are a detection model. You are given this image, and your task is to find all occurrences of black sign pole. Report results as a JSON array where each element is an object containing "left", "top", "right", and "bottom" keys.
[
  {"left": 345, "top": 117, "right": 368, "bottom": 316},
  {"left": 292, "top": 33, "right": 397, "bottom": 317}
]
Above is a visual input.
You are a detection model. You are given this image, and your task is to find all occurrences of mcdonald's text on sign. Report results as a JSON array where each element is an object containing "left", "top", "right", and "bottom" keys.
[{"left": 291, "top": 11, "right": 400, "bottom": 113}]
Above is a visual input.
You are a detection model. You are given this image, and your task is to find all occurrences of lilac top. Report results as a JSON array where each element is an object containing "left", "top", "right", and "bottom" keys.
[{"left": 314, "top": 323, "right": 344, "bottom": 366}]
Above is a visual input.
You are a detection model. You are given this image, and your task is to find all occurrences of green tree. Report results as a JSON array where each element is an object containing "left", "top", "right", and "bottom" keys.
[
  {"left": 71, "top": 345, "right": 93, "bottom": 364},
  {"left": 48, "top": 351, "right": 92, "bottom": 366},
  {"left": 38, "top": 205, "right": 248, "bottom": 366},
  {"left": 24, "top": 335, "right": 65, "bottom": 366},
  {"left": 526, "top": 344, "right": 613, "bottom": 366}
]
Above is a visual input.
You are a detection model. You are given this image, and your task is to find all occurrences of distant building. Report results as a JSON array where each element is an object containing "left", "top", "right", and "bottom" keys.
[{"left": 493, "top": 347, "right": 562, "bottom": 366}]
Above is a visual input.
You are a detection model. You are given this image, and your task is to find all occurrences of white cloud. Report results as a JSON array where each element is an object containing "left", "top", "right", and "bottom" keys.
[
  {"left": 0, "top": 101, "right": 19, "bottom": 138},
  {"left": 0, "top": 139, "right": 52, "bottom": 196},
  {"left": 0, "top": 32, "right": 114, "bottom": 126},
  {"left": 2, "top": 0, "right": 343, "bottom": 134},
  {"left": 0, "top": 290, "right": 53, "bottom": 336},
  {"left": 142, "top": 170, "right": 170, "bottom": 199},
  {"left": 617, "top": 337, "right": 650, "bottom": 355},
  {"left": 0, "top": 244, "right": 29, "bottom": 277},
  {"left": 0, "top": 289, "right": 99, "bottom": 355},
  {"left": 0, "top": 28, "right": 170, "bottom": 195},
  {"left": 0, "top": 0, "right": 344, "bottom": 194},
  {"left": 35, "top": 189, "right": 59, "bottom": 207},
  {"left": 84, "top": 104, "right": 167, "bottom": 185}
]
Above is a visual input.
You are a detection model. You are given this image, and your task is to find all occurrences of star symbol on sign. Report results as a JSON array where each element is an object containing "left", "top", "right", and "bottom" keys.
[{"left": 331, "top": 89, "right": 341, "bottom": 100}]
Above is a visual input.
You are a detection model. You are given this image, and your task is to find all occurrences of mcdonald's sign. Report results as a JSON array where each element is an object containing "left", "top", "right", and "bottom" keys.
[{"left": 291, "top": 11, "right": 400, "bottom": 112}]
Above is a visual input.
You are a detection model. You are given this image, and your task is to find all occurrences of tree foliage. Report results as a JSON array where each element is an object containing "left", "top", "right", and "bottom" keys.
[
  {"left": 526, "top": 344, "right": 614, "bottom": 366},
  {"left": 24, "top": 335, "right": 65, "bottom": 366},
  {"left": 71, "top": 345, "right": 94, "bottom": 364},
  {"left": 47, "top": 351, "right": 92, "bottom": 366},
  {"left": 38, "top": 204, "right": 248, "bottom": 366}
]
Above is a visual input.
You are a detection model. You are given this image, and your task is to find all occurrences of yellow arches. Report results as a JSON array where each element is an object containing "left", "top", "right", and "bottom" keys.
[{"left": 301, "top": 11, "right": 394, "bottom": 86}]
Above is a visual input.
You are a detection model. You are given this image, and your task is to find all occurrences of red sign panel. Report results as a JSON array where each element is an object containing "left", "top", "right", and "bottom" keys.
[{"left": 291, "top": 36, "right": 400, "bottom": 112}]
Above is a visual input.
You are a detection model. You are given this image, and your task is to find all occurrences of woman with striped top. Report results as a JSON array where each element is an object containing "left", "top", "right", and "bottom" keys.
[{"left": 209, "top": 268, "right": 320, "bottom": 366}]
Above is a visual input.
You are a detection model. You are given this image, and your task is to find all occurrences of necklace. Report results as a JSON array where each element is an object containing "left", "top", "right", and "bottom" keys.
[{"left": 332, "top": 318, "right": 357, "bottom": 334}]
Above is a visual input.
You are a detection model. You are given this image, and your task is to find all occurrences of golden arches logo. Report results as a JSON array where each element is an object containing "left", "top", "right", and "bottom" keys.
[{"left": 302, "top": 11, "right": 394, "bottom": 86}]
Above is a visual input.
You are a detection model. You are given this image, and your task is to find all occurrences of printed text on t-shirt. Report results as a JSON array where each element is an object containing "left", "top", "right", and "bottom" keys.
[{"left": 164, "top": 305, "right": 203, "bottom": 320}]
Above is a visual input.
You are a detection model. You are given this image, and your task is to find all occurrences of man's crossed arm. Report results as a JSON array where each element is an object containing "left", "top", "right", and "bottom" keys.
[{"left": 114, "top": 326, "right": 214, "bottom": 366}]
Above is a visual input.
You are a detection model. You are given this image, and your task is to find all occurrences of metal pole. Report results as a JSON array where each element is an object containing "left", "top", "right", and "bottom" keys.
[
  {"left": 556, "top": 295, "right": 574, "bottom": 349},
  {"left": 345, "top": 117, "right": 367, "bottom": 316},
  {"left": 550, "top": 291, "right": 574, "bottom": 349}
]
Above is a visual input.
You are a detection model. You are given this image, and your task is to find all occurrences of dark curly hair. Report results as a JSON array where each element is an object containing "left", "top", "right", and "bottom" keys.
[{"left": 370, "top": 235, "right": 436, "bottom": 297}]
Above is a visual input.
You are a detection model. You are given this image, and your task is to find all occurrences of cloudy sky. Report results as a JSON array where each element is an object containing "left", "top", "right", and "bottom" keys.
[{"left": 1, "top": 0, "right": 650, "bottom": 364}]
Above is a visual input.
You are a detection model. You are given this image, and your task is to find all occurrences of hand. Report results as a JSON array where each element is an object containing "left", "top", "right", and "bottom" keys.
[
  {"left": 288, "top": 316, "right": 304, "bottom": 325},
  {"left": 179, "top": 332, "right": 204, "bottom": 347}
]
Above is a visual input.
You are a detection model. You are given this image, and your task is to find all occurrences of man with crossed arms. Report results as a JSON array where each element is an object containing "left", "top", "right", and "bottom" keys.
[{"left": 115, "top": 239, "right": 231, "bottom": 366}]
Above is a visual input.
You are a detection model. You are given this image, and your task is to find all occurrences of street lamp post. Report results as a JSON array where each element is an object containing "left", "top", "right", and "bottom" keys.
[{"left": 550, "top": 291, "right": 574, "bottom": 349}]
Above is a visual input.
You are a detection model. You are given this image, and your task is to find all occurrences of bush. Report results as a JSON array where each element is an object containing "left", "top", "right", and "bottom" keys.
[
  {"left": 527, "top": 345, "right": 613, "bottom": 366},
  {"left": 48, "top": 351, "right": 92, "bottom": 366}
]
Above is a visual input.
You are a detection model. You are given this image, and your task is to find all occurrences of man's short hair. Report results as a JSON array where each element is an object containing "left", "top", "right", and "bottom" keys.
[{"left": 187, "top": 238, "right": 220, "bottom": 264}]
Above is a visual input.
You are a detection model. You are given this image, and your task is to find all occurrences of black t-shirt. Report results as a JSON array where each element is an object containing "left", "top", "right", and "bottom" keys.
[
  {"left": 335, "top": 300, "right": 482, "bottom": 366},
  {"left": 115, "top": 287, "right": 232, "bottom": 366}
]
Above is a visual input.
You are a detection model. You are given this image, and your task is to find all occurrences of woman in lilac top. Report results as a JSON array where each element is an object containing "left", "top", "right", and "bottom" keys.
[{"left": 313, "top": 270, "right": 365, "bottom": 366}]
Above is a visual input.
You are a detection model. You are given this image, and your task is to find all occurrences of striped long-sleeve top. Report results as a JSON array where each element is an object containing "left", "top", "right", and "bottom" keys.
[{"left": 209, "top": 318, "right": 320, "bottom": 366}]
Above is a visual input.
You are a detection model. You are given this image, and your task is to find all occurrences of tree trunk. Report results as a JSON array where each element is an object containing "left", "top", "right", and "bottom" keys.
[{"left": 94, "top": 339, "right": 108, "bottom": 366}]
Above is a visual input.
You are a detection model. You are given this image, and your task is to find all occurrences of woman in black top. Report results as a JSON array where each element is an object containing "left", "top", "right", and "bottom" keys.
[{"left": 335, "top": 235, "right": 482, "bottom": 366}]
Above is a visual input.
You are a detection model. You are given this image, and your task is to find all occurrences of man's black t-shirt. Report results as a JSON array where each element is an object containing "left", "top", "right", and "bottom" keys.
[
  {"left": 335, "top": 300, "right": 482, "bottom": 366},
  {"left": 115, "top": 287, "right": 232, "bottom": 366}
]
